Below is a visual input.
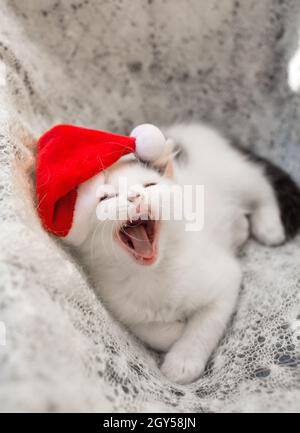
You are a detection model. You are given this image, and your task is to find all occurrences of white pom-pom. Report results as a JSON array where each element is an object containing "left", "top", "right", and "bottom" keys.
[{"left": 130, "top": 124, "right": 166, "bottom": 162}]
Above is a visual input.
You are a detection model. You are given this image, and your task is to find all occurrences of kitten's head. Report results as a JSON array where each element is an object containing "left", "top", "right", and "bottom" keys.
[{"left": 67, "top": 154, "right": 181, "bottom": 270}]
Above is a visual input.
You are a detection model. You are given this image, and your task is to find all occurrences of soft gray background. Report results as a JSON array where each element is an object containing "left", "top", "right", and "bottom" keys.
[{"left": 0, "top": 0, "right": 300, "bottom": 412}]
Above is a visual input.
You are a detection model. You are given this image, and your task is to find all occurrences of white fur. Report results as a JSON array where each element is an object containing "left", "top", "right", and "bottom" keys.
[{"left": 68, "top": 123, "right": 285, "bottom": 384}]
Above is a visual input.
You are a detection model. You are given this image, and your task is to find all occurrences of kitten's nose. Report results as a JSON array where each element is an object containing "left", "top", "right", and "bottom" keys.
[{"left": 128, "top": 193, "right": 142, "bottom": 203}]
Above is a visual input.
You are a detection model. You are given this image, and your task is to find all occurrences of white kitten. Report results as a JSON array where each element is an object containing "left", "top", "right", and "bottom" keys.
[{"left": 67, "top": 123, "right": 299, "bottom": 384}]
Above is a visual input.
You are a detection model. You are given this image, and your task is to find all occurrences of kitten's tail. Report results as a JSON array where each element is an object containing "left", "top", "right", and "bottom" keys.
[
  {"left": 245, "top": 149, "right": 300, "bottom": 239},
  {"left": 263, "top": 159, "right": 300, "bottom": 239}
]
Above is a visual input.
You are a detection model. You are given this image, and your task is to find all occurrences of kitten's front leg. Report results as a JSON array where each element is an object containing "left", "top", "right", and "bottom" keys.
[
  {"left": 130, "top": 320, "right": 186, "bottom": 352},
  {"left": 161, "top": 262, "right": 241, "bottom": 384}
]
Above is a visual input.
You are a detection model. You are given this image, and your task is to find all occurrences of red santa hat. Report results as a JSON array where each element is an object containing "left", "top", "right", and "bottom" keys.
[{"left": 36, "top": 123, "right": 166, "bottom": 241}]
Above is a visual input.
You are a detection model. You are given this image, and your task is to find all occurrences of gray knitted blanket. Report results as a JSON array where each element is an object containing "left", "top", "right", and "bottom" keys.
[{"left": 1, "top": 0, "right": 300, "bottom": 412}]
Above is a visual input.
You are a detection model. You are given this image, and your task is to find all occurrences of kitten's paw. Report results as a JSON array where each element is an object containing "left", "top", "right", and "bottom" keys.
[
  {"left": 161, "top": 350, "right": 205, "bottom": 385},
  {"left": 251, "top": 207, "right": 285, "bottom": 246}
]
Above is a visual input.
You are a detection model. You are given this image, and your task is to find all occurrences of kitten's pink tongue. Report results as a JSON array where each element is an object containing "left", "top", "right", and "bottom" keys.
[{"left": 125, "top": 225, "right": 153, "bottom": 258}]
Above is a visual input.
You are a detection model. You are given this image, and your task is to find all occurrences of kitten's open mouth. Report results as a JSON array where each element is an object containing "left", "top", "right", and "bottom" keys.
[{"left": 116, "top": 218, "right": 159, "bottom": 265}]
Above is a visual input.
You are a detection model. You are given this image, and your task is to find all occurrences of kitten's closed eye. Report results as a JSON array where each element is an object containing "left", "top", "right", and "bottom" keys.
[
  {"left": 99, "top": 193, "right": 117, "bottom": 202},
  {"left": 144, "top": 182, "right": 157, "bottom": 188}
]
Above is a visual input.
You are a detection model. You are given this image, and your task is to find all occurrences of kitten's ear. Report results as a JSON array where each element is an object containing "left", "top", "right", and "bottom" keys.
[
  {"left": 162, "top": 158, "right": 174, "bottom": 178},
  {"left": 152, "top": 138, "right": 175, "bottom": 178}
]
